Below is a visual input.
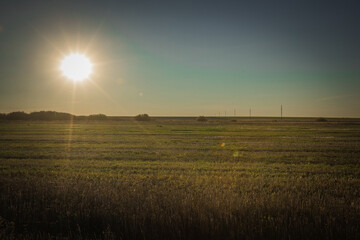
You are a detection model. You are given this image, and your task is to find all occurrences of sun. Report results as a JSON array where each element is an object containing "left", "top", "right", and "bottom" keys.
[{"left": 60, "top": 53, "right": 93, "bottom": 82}]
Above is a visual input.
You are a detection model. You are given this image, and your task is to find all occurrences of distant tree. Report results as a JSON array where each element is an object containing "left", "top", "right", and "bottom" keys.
[
  {"left": 6, "top": 111, "right": 30, "bottom": 120},
  {"left": 74, "top": 116, "right": 88, "bottom": 121},
  {"left": 29, "top": 111, "right": 73, "bottom": 121},
  {"left": 315, "top": 117, "right": 327, "bottom": 122},
  {"left": 196, "top": 116, "right": 208, "bottom": 122},
  {"left": 0, "top": 113, "right": 6, "bottom": 120},
  {"left": 88, "top": 114, "right": 108, "bottom": 121},
  {"left": 134, "top": 114, "right": 151, "bottom": 121}
]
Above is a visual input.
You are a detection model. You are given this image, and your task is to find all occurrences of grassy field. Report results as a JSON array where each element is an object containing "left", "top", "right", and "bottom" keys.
[{"left": 0, "top": 118, "right": 360, "bottom": 239}]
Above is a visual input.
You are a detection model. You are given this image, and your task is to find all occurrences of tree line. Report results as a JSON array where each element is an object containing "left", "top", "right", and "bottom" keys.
[{"left": 0, "top": 111, "right": 108, "bottom": 121}]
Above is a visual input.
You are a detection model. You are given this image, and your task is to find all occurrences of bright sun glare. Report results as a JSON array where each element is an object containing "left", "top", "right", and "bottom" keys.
[{"left": 60, "top": 53, "right": 93, "bottom": 82}]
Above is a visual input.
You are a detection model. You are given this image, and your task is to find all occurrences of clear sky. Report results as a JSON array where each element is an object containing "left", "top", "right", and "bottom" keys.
[{"left": 0, "top": 0, "right": 359, "bottom": 117}]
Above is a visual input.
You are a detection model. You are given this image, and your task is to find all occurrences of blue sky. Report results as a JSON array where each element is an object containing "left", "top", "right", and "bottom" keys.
[{"left": 0, "top": 0, "right": 359, "bottom": 117}]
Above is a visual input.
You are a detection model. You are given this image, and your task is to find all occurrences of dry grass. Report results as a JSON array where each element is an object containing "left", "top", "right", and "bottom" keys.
[{"left": 0, "top": 119, "right": 360, "bottom": 239}]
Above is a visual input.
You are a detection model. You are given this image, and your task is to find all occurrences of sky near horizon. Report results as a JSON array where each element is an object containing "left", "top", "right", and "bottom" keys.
[{"left": 0, "top": 0, "right": 359, "bottom": 117}]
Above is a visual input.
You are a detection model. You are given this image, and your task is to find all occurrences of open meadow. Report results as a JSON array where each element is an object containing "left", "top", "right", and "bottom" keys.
[{"left": 1, "top": 118, "right": 360, "bottom": 239}]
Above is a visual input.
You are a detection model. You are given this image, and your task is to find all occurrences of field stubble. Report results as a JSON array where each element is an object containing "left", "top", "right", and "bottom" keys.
[{"left": 0, "top": 118, "right": 360, "bottom": 239}]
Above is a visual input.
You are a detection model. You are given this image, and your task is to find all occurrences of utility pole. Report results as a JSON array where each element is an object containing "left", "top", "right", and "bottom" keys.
[
  {"left": 234, "top": 108, "right": 236, "bottom": 117},
  {"left": 281, "top": 105, "right": 283, "bottom": 120},
  {"left": 249, "top": 108, "right": 251, "bottom": 119},
  {"left": 225, "top": 111, "right": 227, "bottom": 117}
]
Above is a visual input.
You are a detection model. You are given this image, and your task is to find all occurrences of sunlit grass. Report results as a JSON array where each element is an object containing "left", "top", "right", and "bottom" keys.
[{"left": 0, "top": 119, "right": 360, "bottom": 239}]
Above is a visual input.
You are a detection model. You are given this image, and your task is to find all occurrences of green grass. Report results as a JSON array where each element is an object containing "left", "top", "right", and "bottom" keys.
[{"left": 0, "top": 118, "right": 360, "bottom": 239}]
